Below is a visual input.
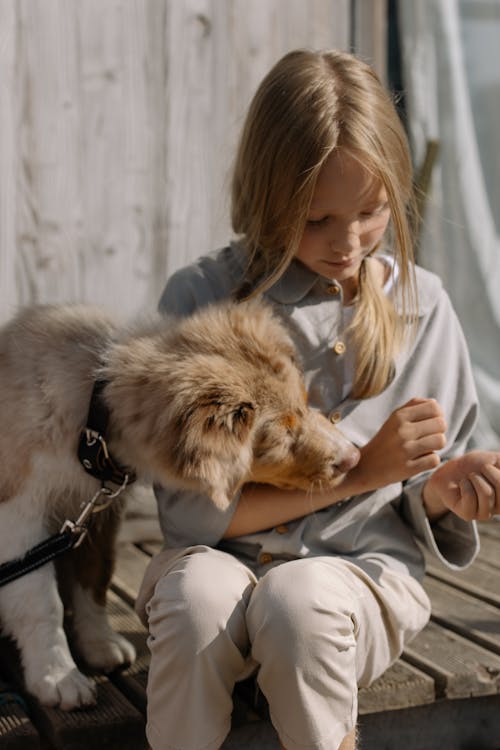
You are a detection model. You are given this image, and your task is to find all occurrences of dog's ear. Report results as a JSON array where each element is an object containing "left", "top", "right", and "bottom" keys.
[
  {"left": 178, "top": 396, "right": 256, "bottom": 509},
  {"left": 203, "top": 400, "right": 256, "bottom": 439}
]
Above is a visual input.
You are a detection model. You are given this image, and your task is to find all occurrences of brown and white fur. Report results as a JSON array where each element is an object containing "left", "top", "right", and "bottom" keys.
[{"left": 0, "top": 299, "right": 359, "bottom": 710}]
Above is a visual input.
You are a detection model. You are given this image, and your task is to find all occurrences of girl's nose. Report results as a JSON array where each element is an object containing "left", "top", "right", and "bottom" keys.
[{"left": 328, "top": 220, "right": 361, "bottom": 254}]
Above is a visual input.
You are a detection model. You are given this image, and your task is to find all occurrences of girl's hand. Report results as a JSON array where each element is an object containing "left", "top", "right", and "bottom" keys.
[
  {"left": 355, "top": 397, "right": 447, "bottom": 491},
  {"left": 423, "top": 451, "right": 500, "bottom": 522}
]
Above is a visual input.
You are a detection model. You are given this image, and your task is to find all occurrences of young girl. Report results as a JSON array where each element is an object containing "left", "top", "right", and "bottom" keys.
[{"left": 136, "top": 49, "right": 500, "bottom": 750}]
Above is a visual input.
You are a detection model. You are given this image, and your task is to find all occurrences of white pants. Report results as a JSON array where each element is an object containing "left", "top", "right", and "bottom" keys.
[{"left": 137, "top": 546, "right": 430, "bottom": 750}]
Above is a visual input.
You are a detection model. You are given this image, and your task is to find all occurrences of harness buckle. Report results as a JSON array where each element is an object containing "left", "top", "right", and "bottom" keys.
[
  {"left": 60, "top": 474, "right": 131, "bottom": 548},
  {"left": 78, "top": 429, "right": 135, "bottom": 486},
  {"left": 85, "top": 428, "right": 110, "bottom": 458},
  {"left": 60, "top": 521, "right": 88, "bottom": 548},
  {"left": 60, "top": 487, "right": 102, "bottom": 547}
]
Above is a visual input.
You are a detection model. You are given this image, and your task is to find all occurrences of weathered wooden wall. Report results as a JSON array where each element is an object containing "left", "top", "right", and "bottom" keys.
[{"left": 0, "top": 0, "right": 384, "bottom": 322}]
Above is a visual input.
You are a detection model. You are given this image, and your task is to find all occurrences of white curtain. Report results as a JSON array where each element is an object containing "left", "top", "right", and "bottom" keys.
[{"left": 398, "top": 0, "right": 500, "bottom": 449}]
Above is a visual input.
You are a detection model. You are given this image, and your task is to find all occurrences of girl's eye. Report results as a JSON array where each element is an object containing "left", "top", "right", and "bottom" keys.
[
  {"left": 307, "top": 217, "right": 329, "bottom": 228},
  {"left": 361, "top": 203, "right": 389, "bottom": 218}
]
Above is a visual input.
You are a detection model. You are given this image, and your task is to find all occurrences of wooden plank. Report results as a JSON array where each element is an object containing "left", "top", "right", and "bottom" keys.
[
  {"left": 106, "top": 590, "right": 149, "bottom": 716},
  {"left": 424, "top": 576, "right": 500, "bottom": 655},
  {"left": 110, "top": 651, "right": 150, "bottom": 718},
  {"left": 139, "top": 541, "right": 162, "bottom": 559},
  {"left": 0, "top": 0, "right": 17, "bottom": 323},
  {"left": 117, "top": 484, "right": 162, "bottom": 546},
  {"left": 476, "top": 532, "right": 500, "bottom": 570},
  {"left": 106, "top": 589, "right": 148, "bottom": 659},
  {"left": 477, "top": 519, "right": 500, "bottom": 541},
  {"left": 358, "top": 659, "right": 435, "bottom": 714},
  {"left": 78, "top": 0, "right": 165, "bottom": 318},
  {"left": 404, "top": 619, "right": 500, "bottom": 699},
  {"left": 112, "top": 542, "right": 152, "bottom": 605},
  {"left": 352, "top": 0, "right": 388, "bottom": 82},
  {"left": 0, "top": 679, "right": 40, "bottom": 750},
  {"left": 425, "top": 557, "right": 500, "bottom": 609},
  {"left": 223, "top": 719, "right": 279, "bottom": 750},
  {"left": 24, "top": 677, "right": 146, "bottom": 750},
  {"left": 358, "top": 693, "right": 500, "bottom": 750},
  {"left": 17, "top": 0, "right": 83, "bottom": 307},
  {"left": 0, "top": 629, "right": 146, "bottom": 750}
]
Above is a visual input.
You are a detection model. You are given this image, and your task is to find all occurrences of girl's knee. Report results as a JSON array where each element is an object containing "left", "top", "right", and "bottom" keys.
[
  {"left": 147, "top": 549, "right": 255, "bottom": 656},
  {"left": 247, "top": 560, "right": 358, "bottom": 658}
]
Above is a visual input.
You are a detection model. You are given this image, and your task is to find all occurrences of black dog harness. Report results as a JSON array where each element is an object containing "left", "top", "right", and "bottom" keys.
[
  {"left": 0, "top": 380, "right": 136, "bottom": 588},
  {"left": 77, "top": 380, "right": 136, "bottom": 487}
]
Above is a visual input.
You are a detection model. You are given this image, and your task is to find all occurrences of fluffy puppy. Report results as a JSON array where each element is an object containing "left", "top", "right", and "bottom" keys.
[{"left": 0, "top": 299, "right": 359, "bottom": 709}]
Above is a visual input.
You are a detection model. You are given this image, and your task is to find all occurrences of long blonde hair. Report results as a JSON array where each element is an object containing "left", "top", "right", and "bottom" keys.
[{"left": 231, "top": 49, "right": 418, "bottom": 399}]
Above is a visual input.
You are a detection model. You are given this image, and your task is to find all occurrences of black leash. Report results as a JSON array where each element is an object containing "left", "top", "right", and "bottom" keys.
[
  {"left": 0, "top": 380, "right": 136, "bottom": 589},
  {"left": 0, "top": 530, "right": 79, "bottom": 589}
]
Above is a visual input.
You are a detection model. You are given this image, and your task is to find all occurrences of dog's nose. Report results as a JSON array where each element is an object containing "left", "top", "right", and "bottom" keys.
[{"left": 335, "top": 446, "right": 360, "bottom": 474}]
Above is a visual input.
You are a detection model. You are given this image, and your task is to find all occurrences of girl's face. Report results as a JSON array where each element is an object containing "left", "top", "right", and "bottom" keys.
[{"left": 296, "top": 150, "right": 390, "bottom": 300}]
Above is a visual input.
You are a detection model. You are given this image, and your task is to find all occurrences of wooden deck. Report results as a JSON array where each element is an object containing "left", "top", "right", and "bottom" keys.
[{"left": 1, "top": 520, "right": 500, "bottom": 750}]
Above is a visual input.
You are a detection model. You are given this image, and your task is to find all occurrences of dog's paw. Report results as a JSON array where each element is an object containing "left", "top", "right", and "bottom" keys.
[
  {"left": 79, "top": 631, "right": 136, "bottom": 673},
  {"left": 28, "top": 666, "right": 97, "bottom": 711}
]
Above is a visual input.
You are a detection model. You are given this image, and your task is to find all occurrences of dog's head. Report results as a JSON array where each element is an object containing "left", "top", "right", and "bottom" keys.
[{"left": 104, "top": 300, "right": 359, "bottom": 508}]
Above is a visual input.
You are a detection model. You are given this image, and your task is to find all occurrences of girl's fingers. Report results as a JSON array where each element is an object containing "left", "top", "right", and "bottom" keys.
[
  {"left": 457, "top": 477, "right": 481, "bottom": 520},
  {"left": 407, "top": 452, "right": 441, "bottom": 474},
  {"left": 459, "top": 471, "right": 497, "bottom": 520},
  {"left": 478, "top": 463, "right": 500, "bottom": 515},
  {"left": 403, "top": 398, "right": 444, "bottom": 422},
  {"left": 408, "top": 416, "right": 447, "bottom": 441},
  {"left": 407, "top": 433, "right": 447, "bottom": 457}
]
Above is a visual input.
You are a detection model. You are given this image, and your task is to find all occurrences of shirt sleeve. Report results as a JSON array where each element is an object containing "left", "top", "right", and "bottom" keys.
[
  {"left": 399, "top": 283, "right": 480, "bottom": 569},
  {"left": 155, "top": 485, "right": 241, "bottom": 547},
  {"left": 159, "top": 247, "right": 241, "bottom": 316},
  {"left": 158, "top": 266, "right": 215, "bottom": 316},
  {"left": 402, "top": 471, "right": 479, "bottom": 569}
]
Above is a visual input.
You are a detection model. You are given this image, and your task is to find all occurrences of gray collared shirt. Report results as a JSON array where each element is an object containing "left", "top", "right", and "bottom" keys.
[{"left": 156, "top": 243, "right": 479, "bottom": 581}]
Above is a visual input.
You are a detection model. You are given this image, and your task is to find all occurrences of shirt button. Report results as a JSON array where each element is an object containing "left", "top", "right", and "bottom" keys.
[
  {"left": 275, "top": 524, "right": 289, "bottom": 534},
  {"left": 329, "top": 411, "right": 342, "bottom": 424},
  {"left": 259, "top": 552, "right": 273, "bottom": 565},
  {"left": 327, "top": 284, "right": 340, "bottom": 295},
  {"left": 333, "top": 341, "right": 346, "bottom": 355}
]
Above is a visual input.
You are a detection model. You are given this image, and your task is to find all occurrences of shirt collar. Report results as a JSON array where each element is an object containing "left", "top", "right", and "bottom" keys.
[
  {"left": 265, "top": 255, "right": 438, "bottom": 317},
  {"left": 265, "top": 259, "right": 325, "bottom": 304},
  {"left": 229, "top": 241, "right": 325, "bottom": 304},
  {"left": 229, "top": 242, "right": 436, "bottom": 315}
]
